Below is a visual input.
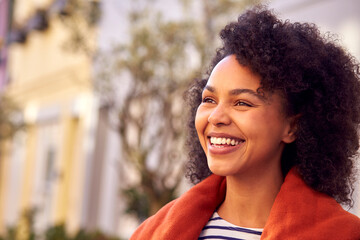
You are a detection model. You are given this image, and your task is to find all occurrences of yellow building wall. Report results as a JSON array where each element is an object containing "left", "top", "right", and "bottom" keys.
[
  {"left": 54, "top": 116, "right": 79, "bottom": 224},
  {"left": 0, "top": 140, "right": 12, "bottom": 233},
  {"left": 19, "top": 125, "right": 37, "bottom": 212},
  {"left": 0, "top": 0, "right": 97, "bottom": 236}
]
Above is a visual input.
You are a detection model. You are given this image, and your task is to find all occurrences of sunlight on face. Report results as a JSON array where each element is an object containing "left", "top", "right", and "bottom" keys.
[{"left": 195, "top": 55, "right": 296, "bottom": 178}]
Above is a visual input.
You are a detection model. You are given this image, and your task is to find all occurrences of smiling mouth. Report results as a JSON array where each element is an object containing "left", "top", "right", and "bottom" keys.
[{"left": 209, "top": 136, "right": 245, "bottom": 147}]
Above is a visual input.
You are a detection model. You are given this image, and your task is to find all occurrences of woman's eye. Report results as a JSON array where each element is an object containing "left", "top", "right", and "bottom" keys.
[
  {"left": 235, "top": 101, "right": 252, "bottom": 107},
  {"left": 202, "top": 97, "right": 216, "bottom": 104}
]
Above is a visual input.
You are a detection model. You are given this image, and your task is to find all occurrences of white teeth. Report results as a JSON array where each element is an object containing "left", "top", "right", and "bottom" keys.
[{"left": 210, "top": 137, "right": 242, "bottom": 146}]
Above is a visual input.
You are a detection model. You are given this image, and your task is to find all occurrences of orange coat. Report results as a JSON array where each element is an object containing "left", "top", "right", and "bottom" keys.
[{"left": 130, "top": 169, "right": 360, "bottom": 240}]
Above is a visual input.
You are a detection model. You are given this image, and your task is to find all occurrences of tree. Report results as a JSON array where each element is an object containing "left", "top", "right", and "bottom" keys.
[
  {"left": 56, "top": 0, "right": 100, "bottom": 56},
  {"left": 59, "top": 0, "right": 260, "bottom": 221},
  {"left": 96, "top": 10, "right": 195, "bottom": 219},
  {"left": 0, "top": 94, "right": 24, "bottom": 238},
  {"left": 94, "top": 0, "right": 260, "bottom": 220},
  {"left": 0, "top": 94, "right": 22, "bottom": 141}
]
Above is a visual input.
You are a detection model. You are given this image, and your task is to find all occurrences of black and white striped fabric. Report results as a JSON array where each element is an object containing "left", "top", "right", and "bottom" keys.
[{"left": 198, "top": 212, "right": 263, "bottom": 240}]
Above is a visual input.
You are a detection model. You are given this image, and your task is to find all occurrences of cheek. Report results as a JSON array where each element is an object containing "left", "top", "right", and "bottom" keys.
[
  {"left": 245, "top": 111, "right": 287, "bottom": 140},
  {"left": 195, "top": 106, "right": 208, "bottom": 146},
  {"left": 237, "top": 111, "right": 270, "bottom": 132}
]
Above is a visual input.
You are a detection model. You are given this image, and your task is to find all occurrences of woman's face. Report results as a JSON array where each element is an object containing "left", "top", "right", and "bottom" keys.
[{"left": 195, "top": 55, "right": 295, "bottom": 178}]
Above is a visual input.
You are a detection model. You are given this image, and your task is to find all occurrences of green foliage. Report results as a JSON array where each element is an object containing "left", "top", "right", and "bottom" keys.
[
  {"left": 0, "top": 224, "right": 122, "bottom": 240},
  {"left": 0, "top": 209, "right": 123, "bottom": 240},
  {"left": 59, "top": 0, "right": 101, "bottom": 26},
  {"left": 58, "top": 0, "right": 101, "bottom": 55},
  {"left": 0, "top": 94, "right": 23, "bottom": 140},
  {"left": 44, "top": 224, "right": 69, "bottom": 240},
  {"left": 0, "top": 226, "right": 16, "bottom": 240},
  {"left": 122, "top": 187, "right": 150, "bottom": 221},
  {"left": 43, "top": 225, "right": 121, "bottom": 240}
]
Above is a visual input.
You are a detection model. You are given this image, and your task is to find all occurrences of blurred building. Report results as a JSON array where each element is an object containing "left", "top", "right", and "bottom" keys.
[
  {"left": 0, "top": 0, "right": 184, "bottom": 239},
  {"left": 0, "top": 0, "right": 103, "bottom": 236},
  {"left": 0, "top": 0, "right": 12, "bottom": 90}
]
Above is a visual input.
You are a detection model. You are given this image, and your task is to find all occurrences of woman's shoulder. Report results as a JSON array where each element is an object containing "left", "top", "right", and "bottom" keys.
[
  {"left": 262, "top": 168, "right": 360, "bottom": 239},
  {"left": 130, "top": 174, "right": 226, "bottom": 240}
]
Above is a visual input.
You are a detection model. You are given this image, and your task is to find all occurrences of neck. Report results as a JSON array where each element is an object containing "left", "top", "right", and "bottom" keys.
[{"left": 217, "top": 166, "right": 283, "bottom": 228}]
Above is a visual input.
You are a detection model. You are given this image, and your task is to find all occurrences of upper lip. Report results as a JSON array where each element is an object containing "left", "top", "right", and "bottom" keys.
[{"left": 207, "top": 132, "right": 245, "bottom": 141}]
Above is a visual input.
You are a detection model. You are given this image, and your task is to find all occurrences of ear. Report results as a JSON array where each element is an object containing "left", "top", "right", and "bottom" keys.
[{"left": 282, "top": 114, "right": 300, "bottom": 144}]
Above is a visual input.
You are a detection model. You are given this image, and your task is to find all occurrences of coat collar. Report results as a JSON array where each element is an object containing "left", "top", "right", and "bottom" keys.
[{"left": 131, "top": 168, "right": 360, "bottom": 240}]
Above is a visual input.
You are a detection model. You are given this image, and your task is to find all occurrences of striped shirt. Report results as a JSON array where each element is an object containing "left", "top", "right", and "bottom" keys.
[{"left": 198, "top": 212, "right": 263, "bottom": 240}]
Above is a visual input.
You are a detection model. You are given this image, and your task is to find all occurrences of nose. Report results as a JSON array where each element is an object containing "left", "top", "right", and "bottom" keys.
[{"left": 208, "top": 103, "right": 231, "bottom": 126}]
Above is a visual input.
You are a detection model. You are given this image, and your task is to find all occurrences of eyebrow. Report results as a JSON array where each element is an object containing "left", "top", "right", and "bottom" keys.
[{"left": 204, "top": 85, "right": 266, "bottom": 100}]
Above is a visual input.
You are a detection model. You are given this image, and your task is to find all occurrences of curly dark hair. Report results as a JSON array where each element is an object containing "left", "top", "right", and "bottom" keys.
[{"left": 185, "top": 7, "right": 360, "bottom": 206}]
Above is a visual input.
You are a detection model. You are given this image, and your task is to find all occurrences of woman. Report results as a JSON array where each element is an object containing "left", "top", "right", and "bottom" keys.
[{"left": 130, "top": 7, "right": 360, "bottom": 240}]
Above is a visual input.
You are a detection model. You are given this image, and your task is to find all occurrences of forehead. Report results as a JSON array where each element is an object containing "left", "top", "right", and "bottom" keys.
[
  {"left": 207, "top": 55, "right": 261, "bottom": 90},
  {"left": 206, "top": 55, "right": 288, "bottom": 109},
  {"left": 207, "top": 55, "right": 261, "bottom": 91}
]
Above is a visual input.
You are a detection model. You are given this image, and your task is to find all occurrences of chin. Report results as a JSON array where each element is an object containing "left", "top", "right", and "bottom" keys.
[{"left": 208, "top": 164, "right": 235, "bottom": 177}]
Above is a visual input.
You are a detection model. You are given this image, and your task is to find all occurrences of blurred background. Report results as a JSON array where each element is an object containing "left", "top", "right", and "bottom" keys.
[{"left": 0, "top": 0, "right": 359, "bottom": 239}]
